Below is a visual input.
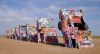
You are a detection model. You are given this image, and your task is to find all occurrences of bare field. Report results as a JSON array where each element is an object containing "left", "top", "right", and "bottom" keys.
[{"left": 0, "top": 37, "right": 100, "bottom": 54}]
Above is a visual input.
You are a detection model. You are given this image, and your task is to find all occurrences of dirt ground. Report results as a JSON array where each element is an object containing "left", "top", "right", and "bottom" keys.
[{"left": 0, "top": 37, "right": 100, "bottom": 54}]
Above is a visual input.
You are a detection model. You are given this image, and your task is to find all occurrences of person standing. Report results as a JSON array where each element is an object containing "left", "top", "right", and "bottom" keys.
[
  {"left": 59, "top": 9, "right": 69, "bottom": 47},
  {"left": 71, "top": 33, "right": 76, "bottom": 48}
]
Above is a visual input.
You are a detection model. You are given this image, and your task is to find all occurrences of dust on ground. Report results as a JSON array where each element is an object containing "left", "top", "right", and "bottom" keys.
[{"left": 0, "top": 37, "right": 100, "bottom": 54}]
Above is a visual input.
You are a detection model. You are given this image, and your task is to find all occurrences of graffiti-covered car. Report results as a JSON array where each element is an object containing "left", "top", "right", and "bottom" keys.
[
  {"left": 27, "top": 24, "right": 38, "bottom": 42},
  {"left": 37, "top": 18, "right": 58, "bottom": 44},
  {"left": 59, "top": 9, "right": 94, "bottom": 48}
]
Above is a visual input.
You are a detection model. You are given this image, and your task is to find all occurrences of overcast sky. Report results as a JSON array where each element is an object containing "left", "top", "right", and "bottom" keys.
[{"left": 0, "top": 0, "right": 100, "bottom": 36}]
